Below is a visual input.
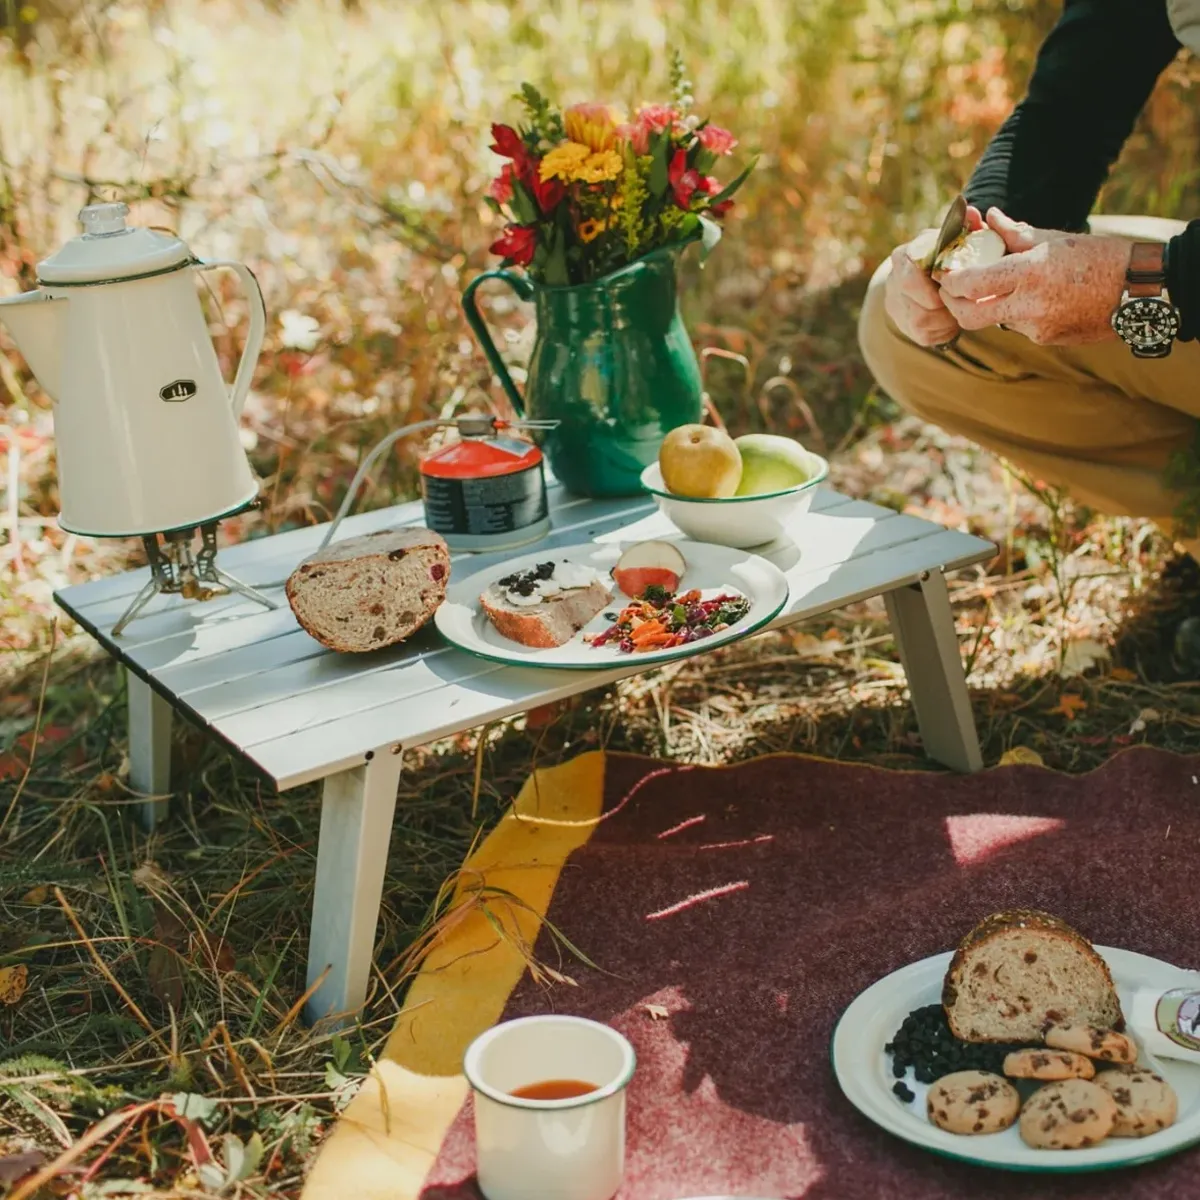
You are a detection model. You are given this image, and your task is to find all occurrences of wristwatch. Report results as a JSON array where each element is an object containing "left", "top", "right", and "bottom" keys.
[{"left": 1110, "top": 242, "right": 1181, "bottom": 358}]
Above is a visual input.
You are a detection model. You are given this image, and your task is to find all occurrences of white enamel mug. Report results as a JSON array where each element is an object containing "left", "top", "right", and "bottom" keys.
[{"left": 463, "top": 1015, "right": 637, "bottom": 1200}]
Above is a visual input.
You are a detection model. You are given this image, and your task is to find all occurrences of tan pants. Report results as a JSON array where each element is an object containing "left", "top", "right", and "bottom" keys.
[{"left": 857, "top": 215, "right": 1200, "bottom": 542}]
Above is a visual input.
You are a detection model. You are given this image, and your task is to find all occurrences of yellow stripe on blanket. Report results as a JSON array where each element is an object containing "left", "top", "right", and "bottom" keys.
[{"left": 303, "top": 750, "right": 608, "bottom": 1200}]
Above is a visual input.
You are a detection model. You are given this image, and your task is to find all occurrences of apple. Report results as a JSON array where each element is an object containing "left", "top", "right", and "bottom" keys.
[
  {"left": 612, "top": 540, "right": 686, "bottom": 598},
  {"left": 933, "top": 227, "right": 1006, "bottom": 276},
  {"left": 733, "top": 433, "right": 811, "bottom": 497},
  {"left": 658, "top": 424, "right": 742, "bottom": 499},
  {"left": 906, "top": 225, "right": 1007, "bottom": 277}
]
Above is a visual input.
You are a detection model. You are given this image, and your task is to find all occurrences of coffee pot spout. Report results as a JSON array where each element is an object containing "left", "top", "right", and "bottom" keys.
[{"left": 0, "top": 291, "right": 67, "bottom": 401}]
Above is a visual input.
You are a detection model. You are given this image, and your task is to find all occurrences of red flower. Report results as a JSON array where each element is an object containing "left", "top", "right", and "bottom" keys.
[
  {"left": 668, "top": 148, "right": 702, "bottom": 208},
  {"left": 487, "top": 164, "right": 515, "bottom": 205},
  {"left": 490, "top": 123, "right": 525, "bottom": 160},
  {"left": 530, "top": 170, "right": 565, "bottom": 213},
  {"left": 700, "top": 175, "right": 734, "bottom": 216},
  {"left": 489, "top": 224, "right": 537, "bottom": 266},
  {"left": 698, "top": 124, "right": 738, "bottom": 155}
]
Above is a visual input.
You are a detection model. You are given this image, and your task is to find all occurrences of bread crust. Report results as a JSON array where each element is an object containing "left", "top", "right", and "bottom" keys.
[
  {"left": 286, "top": 527, "right": 449, "bottom": 653},
  {"left": 479, "top": 580, "right": 611, "bottom": 649},
  {"left": 942, "top": 909, "right": 1123, "bottom": 1041}
]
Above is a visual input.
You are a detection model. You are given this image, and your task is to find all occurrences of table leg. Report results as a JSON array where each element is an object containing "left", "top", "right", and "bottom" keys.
[
  {"left": 884, "top": 570, "right": 983, "bottom": 773},
  {"left": 127, "top": 671, "right": 173, "bottom": 830},
  {"left": 305, "top": 751, "right": 403, "bottom": 1026}
]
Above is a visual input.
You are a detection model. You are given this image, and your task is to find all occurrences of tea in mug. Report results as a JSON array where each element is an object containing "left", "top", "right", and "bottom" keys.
[{"left": 509, "top": 1078, "right": 598, "bottom": 1101}]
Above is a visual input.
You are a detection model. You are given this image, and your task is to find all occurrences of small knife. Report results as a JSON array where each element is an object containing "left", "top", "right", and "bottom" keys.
[{"left": 929, "top": 193, "right": 968, "bottom": 276}]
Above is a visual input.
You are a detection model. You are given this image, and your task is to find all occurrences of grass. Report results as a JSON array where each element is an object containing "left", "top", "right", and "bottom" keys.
[{"left": 2, "top": 0, "right": 1200, "bottom": 1194}]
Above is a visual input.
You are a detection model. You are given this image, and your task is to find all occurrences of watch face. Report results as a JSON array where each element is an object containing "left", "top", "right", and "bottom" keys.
[{"left": 1111, "top": 296, "right": 1181, "bottom": 350}]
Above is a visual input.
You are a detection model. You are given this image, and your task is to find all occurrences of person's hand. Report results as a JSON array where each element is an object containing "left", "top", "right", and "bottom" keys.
[
  {"left": 884, "top": 205, "right": 984, "bottom": 347},
  {"left": 938, "top": 208, "right": 1130, "bottom": 345}
]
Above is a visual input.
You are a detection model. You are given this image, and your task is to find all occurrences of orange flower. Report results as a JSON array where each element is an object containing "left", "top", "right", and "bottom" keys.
[
  {"left": 576, "top": 217, "right": 607, "bottom": 243},
  {"left": 564, "top": 103, "right": 624, "bottom": 152}
]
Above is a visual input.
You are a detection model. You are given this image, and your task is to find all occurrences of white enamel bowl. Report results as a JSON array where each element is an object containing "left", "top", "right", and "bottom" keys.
[{"left": 639, "top": 451, "right": 829, "bottom": 550}]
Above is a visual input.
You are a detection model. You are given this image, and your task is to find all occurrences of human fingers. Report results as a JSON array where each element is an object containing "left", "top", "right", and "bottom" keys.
[
  {"left": 891, "top": 246, "right": 947, "bottom": 311},
  {"left": 938, "top": 256, "right": 1024, "bottom": 301},
  {"left": 965, "top": 204, "right": 984, "bottom": 232},
  {"left": 985, "top": 207, "right": 1041, "bottom": 252},
  {"left": 941, "top": 290, "right": 1019, "bottom": 332},
  {"left": 906, "top": 305, "right": 961, "bottom": 347}
]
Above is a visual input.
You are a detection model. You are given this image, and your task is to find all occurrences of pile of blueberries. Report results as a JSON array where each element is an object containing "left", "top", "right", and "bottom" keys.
[{"left": 885, "top": 1004, "right": 1034, "bottom": 1104}]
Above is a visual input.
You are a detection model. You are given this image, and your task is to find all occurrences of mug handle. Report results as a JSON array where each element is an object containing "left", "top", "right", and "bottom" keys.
[
  {"left": 193, "top": 258, "right": 267, "bottom": 419},
  {"left": 462, "top": 268, "right": 534, "bottom": 416}
]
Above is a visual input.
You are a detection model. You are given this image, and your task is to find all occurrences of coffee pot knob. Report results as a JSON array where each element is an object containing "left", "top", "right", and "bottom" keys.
[{"left": 79, "top": 202, "right": 130, "bottom": 237}]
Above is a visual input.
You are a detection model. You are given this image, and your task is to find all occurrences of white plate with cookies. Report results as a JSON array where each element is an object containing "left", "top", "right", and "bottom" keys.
[{"left": 833, "top": 947, "right": 1200, "bottom": 1172}]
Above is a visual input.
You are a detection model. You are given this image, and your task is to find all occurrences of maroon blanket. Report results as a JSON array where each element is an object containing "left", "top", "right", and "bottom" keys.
[{"left": 422, "top": 749, "right": 1200, "bottom": 1199}]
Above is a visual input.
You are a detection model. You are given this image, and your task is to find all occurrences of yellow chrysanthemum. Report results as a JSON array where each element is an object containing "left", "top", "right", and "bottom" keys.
[
  {"left": 539, "top": 142, "right": 591, "bottom": 182},
  {"left": 576, "top": 150, "right": 623, "bottom": 184},
  {"left": 564, "top": 103, "right": 624, "bottom": 152},
  {"left": 577, "top": 218, "right": 607, "bottom": 243}
]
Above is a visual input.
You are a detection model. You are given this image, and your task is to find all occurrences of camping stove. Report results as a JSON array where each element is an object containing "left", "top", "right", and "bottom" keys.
[{"left": 112, "top": 520, "right": 277, "bottom": 637}]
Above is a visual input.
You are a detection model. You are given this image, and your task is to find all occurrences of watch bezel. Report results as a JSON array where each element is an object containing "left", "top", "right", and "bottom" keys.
[{"left": 1110, "top": 292, "right": 1181, "bottom": 355}]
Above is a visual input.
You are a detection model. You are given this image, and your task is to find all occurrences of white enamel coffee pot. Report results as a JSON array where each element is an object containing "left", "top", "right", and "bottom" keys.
[{"left": 0, "top": 202, "right": 265, "bottom": 537}]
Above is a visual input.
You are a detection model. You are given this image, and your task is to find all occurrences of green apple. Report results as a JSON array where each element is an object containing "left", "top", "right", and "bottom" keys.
[{"left": 733, "top": 434, "right": 811, "bottom": 496}]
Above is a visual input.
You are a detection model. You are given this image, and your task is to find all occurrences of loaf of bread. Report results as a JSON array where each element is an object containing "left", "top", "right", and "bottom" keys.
[
  {"left": 480, "top": 580, "right": 612, "bottom": 649},
  {"left": 286, "top": 527, "right": 450, "bottom": 652},
  {"left": 942, "top": 909, "right": 1124, "bottom": 1044}
]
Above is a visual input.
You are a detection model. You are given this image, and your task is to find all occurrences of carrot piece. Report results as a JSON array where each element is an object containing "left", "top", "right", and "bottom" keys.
[{"left": 631, "top": 619, "right": 666, "bottom": 644}]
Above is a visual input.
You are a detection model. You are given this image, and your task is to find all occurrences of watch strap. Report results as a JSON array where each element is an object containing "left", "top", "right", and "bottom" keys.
[{"left": 1127, "top": 242, "right": 1167, "bottom": 298}]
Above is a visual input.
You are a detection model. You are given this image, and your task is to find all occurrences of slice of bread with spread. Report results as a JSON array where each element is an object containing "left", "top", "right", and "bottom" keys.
[
  {"left": 942, "top": 909, "right": 1124, "bottom": 1044},
  {"left": 286, "top": 526, "right": 449, "bottom": 652},
  {"left": 479, "top": 560, "right": 613, "bottom": 649}
]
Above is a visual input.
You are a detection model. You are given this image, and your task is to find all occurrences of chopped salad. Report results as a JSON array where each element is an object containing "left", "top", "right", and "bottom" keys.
[{"left": 585, "top": 585, "right": 751, "bottom": 654}]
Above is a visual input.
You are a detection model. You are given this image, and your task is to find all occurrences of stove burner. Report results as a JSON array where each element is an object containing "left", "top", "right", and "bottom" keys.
[{"left": 112, "top": 521, "right": 278, "bottom": 637}]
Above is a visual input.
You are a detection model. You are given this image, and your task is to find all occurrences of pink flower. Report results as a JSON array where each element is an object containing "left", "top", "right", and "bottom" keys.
[
  {"left": 619, "top": 103, "right": 678, "bottom": 155},
  {"left": 698, "top": 124, "right": 738, "bottom": 155},
  {"left": 700, "top": 175, "right": 734, "bottom": 216},
  {"left": 487, "top": 164, "right": 514, "bottom": 205}
]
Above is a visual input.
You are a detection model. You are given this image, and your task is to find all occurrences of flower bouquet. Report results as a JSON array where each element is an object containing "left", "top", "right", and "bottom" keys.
[{"left": 485, "top": 65, "right": 755, "bottom": 287}]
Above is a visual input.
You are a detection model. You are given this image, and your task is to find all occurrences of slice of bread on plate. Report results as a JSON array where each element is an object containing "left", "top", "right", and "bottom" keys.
[
  {"left": 480, "top": 580, "right": 612, "bottom": 649},
  {"left": 942, "top": 909, "right": 1124, "bottom": 1043},
  {"left": 286, "top": 526, "right": 449, "bottom": 652}
]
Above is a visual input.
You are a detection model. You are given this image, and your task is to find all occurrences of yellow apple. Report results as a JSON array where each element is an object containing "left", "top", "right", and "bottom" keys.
[{"left": 658, "top": 424, "right": 742, "bottom": 498}]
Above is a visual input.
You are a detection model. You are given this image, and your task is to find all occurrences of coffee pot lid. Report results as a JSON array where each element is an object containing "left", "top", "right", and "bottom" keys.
[{"left": 36, "top": 203, "right": 192, "bottom": 286}]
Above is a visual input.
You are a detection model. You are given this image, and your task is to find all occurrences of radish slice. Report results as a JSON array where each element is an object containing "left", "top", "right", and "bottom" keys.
[{"left": 612, "top": 540, "right": 687, "bottom": 598}]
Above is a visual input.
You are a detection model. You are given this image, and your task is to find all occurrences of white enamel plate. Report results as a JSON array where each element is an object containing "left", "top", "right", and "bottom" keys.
[
  {"left": 832, "top": 947, "right": 1200, "bottom": 1173},
  {"left": 435, "top": 539, "right": 788, "bottom": 671}
]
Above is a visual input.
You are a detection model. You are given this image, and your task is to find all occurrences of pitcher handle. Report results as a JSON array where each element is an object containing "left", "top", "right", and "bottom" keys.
[
  {"left": 462, "top": 268, "right": 534, "bottom": 416},
  {"left": 193, "top": 258, "right": 267, "bottom": 419}
]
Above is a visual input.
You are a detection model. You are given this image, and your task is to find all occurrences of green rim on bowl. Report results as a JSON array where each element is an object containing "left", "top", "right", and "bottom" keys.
[{"left": 640, "top": 452, "right": 829, "bottom": 503}]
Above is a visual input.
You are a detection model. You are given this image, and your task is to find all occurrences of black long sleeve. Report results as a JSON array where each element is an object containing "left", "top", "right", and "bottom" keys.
[{"left": 963, "top": 0, "right": 1200, "bottom": 341}]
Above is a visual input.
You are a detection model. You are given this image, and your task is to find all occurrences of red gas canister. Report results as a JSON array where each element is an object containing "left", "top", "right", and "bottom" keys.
[{"left": 420, "top": 422, "right": 551, "bottom": 552}]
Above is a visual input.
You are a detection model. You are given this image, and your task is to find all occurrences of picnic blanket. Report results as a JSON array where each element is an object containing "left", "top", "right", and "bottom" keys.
[{"left": 303, "top": 747, "right": 1200, "bottom": 1200}]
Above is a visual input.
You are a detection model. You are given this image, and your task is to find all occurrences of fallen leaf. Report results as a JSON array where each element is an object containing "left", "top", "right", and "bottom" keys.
[
  {"left": 1060, "top": 638, "right": 1110, "bottom": 679},
  {"left": 998, "top": 746, "right": 1045, "bottom": 768},
  {"left": 0, "top": 1149, "right": 46, "bottom": 1186},
  {"left": 1109, "top": 667, "right": 1137, "bottom": 682},
  {"left": 20, "top": 884, "right": 48, "bottom": 905},
  {"left": 147, "top": 902, "right": 188, "bottom": 1009},
  {"left": 132, "top": 862, "right": 171, "bottom": 891},
  {"left": 0, "top": 963, "right": 28, "bottom": 1004},
  {"left": 644, "top": 1004, "right": 670, "bottom": 1021},
  {"left": 525, "top": 701, "right": 566, "bottom": 730},
  {"left": 1047, "top": 694, "right": 1088, "bottom": 721}
]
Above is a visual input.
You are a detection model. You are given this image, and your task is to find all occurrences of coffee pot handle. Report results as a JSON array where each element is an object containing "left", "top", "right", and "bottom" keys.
[
  {"left": 461, "top": 269, "right": 534, "bottom": 416},
  {"left": 193, "top": 259, "right": 267, "bottom": 419}
]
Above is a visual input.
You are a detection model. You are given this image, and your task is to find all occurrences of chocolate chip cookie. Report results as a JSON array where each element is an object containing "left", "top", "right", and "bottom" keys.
[
  {"left": 926, "top": 1070, "right": 1020, "bottom": 1135},
  {"left": 1003, "top": 1048, "right": 1095, "bottom": 1080},
  {"left": 1043, "top": 1022, "right": 1138, "bottom": 1064},
  {"left": 1018, "top": 1079, "right": 1117, "bottom": 1149},
  {"left": 1095, "top": 1065, "right": 1178, "bottom": 1137}
]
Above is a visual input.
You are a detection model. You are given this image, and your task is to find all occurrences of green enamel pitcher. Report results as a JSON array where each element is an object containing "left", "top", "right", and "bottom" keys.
[{"left": 462, "top": 243, "right": 703, "bottom": 497}]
